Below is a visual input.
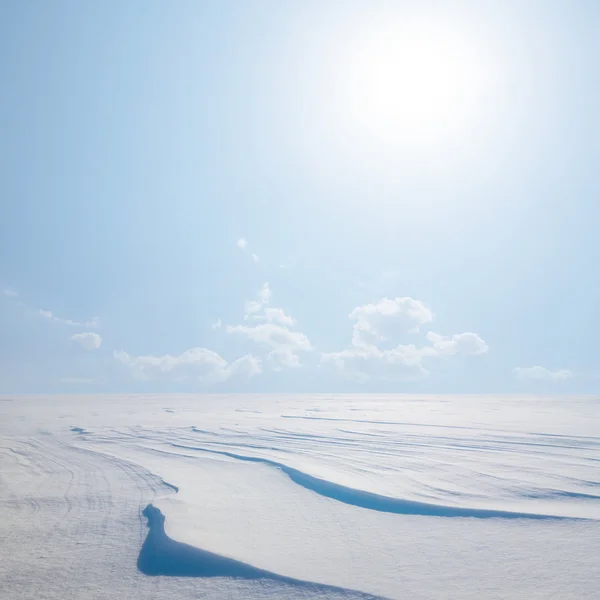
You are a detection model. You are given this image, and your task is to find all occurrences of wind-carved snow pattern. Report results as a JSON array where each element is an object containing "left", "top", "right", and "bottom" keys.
[
  {"left": 2, "top": 394, "right": 600, "bottom": 599},
  {"left": 176, "top": 446, "right": 574, "bottom": 520}
]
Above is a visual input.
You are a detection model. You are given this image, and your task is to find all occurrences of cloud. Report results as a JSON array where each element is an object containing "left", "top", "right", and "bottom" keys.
[
  {"left": 257, "top": 282, "right": 271, "bottom": 304},
  {"left": 229, "top": 283, "right": 311, "bottom": 369},
  {"left": 322, "top": 344, "right": 429, "bottom": 382},
  {"left": 236, "top": 238, "right": 260, "bottom": 265},
  {"left": 263, "top": 307, "right": 295, "bottom": 327},
  {"left": 426, "top": 332, "right": 489, "bottom": 356},
  {"left": 116, "top": 282, "right": 305, "bottom": 383},
  {"left": 114, "top": 347, "right": 261, "bottom": 384},
  {"left": 267, "top": 347, "right": 302, "bottom": 370},
  {"left": 39, "top": 309, "right": 99, "bottom": 328},
  {"left": 322, "top": 296, "right": 487, "bottom": 383},
  {"left": 71, "top": 332, "right": 102, "bottom": 350},
  {"left": 513, "top": 366, "right": 573, "bottom": 382},
  {"left": 349, "top": 297, "right": 434, "bottom": 348},
  {"left": 244, "top": 283, "right": 270, "bottom": 319},
  {"left": 245, "top": 283, "right": 294, "bottom": 325},
  {"left": 3, "top": 290, "right": 100, "bottom": 328},
  {"left": 227, "top": 323, "right": 312, "bottom": 352},
  {"left": 352, "top": 297, "right": 434, "bottom": 327},
  {"left": 244, "top": 301, "right": 263, "bottom": 317}
]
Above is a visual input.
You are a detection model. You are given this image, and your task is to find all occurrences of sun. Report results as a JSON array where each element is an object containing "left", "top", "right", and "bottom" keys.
[{"left": 331, "top": 21, "right": 491, "bottom": 148}]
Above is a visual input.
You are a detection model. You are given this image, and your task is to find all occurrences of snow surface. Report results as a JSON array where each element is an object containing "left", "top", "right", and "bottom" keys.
[{"left": 1, "top": 394, "right": 599, "bottom": 599}]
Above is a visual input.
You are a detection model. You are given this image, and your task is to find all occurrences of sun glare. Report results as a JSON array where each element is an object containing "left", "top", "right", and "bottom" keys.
[{"left": 332, "top": 22, "right": 492, "bottom": 148}]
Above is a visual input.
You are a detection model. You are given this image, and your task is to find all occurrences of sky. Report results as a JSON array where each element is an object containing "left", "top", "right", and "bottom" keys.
[{"left": 1, "top": 0, "right": 599, "bottom": 394}]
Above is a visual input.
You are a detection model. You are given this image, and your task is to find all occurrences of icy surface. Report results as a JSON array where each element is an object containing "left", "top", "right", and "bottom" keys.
[{"left": 1, "top": 394, "right": 599, "bottom": 599}]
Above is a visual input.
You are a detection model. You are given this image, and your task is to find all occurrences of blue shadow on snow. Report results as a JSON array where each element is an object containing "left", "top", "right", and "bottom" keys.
[
  {"left": 183, "top": 446, "right": 574, "bottom": 520},
  {"left": 137, "top": 504, "right": 387, "bottom": 598}
]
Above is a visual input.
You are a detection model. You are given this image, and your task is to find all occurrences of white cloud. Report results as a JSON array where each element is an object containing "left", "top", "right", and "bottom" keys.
[
  {"left": 227, "top": 323, "right": 312, "bottom": 352},
  {"left": 3, "top": 291, "right": 100, "bottom": 328},
  {"left": 231, "top": 283, "right": 310, "bottom": 369},
  {"left": 352, "top": 297, "right": 433, "bottom": 327},
  {"left": 39, "top": 309, "right": 99, "bottom": 328},
  {"left": 118, "top": 282, "right": 305, "bottom": 382},
  {"left": 115, "top": 347, "right": 261, "bottom": 384},
  {"left": 244, "top": 300, "right": 263, "bottom": 317},
  {"left": 263, "top": 307, "right": 295, "bottom": 327},
  {"left": 322, "top": 344, "right": 429, "bottom": 382},
  {"left": 236, "top": 239, "right": 261, "bottom": 264},
  {"left": 426, "top": 332, "right": 489, "bottom": 356},
  {"left": 244, "top": 282, "right": 275, "bottom": 319},
  {"left": 350, "top": 297, "right": 434, "bottom": 348},
  {"left": 257, "top": 282, "right": 271, "bottom": 304},
  {"left": 322, "top": 296, "right": 487, "bottom": 383},
  {"left": 267, "top": 347, "right": 302, "bottom": 370},
  {"left": 71, "top": 332, "right": 102, "bottom": 350},
  {"left": 513, "top": 366, "right": 573, "bottom": 382}
]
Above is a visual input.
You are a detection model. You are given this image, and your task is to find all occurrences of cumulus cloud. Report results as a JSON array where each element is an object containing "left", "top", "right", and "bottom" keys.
[
  {"left": 243, "top": 283, "right": 294, "bottom": 326},
  {"left": 322, "top": 296, "right": 487, "bottom": 383},
  {"left": 426, "top": 332, "right": 489, "bottom": 356},
  {"left": 229, "top": 283, "right": 311, "bottom": 369},
  {"left": 350, "top": 297, "right": 434, "bottom": 348},
  {"left": 227, "top": 323, "right": 311, "bottom": 352},
  {"left": 513, "top": 366, "right": 573, "bottom": 382},
  {"left": 263, "top": 307, "right": 295, "bottom": 327},
  {"left": 322, "top": 344, "right": 429, "bottom": 383},
  {"left": 116, "top": 282, "right": 305, "bottom": 383},
  {"left": 257, "top": 282, "right": 271, "bottom": 304},
  {"left": 114, "top": 347, "right": 261, "bottom": 384},
  {"left": 267, "top": 347, "right": 302, "bottom": 370},
  {"left": 71, "top": 332, "right": 102, "bottom": 350},
  {"left": 251, "top": 253, "right": 259, "bottom": 264}
]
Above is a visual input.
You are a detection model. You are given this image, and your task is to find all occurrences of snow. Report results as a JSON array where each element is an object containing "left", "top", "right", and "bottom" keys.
[{"left": 1, "top": 394, "right": 599, "bottom": 599}]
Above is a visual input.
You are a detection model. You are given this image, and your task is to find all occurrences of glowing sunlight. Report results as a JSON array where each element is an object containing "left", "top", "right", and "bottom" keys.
[{"left": 330, "top": 21, "right": 497, "bottom": 148}]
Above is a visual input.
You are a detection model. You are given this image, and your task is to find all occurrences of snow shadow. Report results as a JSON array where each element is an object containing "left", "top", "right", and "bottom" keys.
[
  {"left": 187, "top": 447, "right": 573, "bottom": 520},
  {"left": 137, "top": 504, "right": 386, "bottom": 598},
  {"left": 138, "top": 504, "right": 284, "bottom": 578}
]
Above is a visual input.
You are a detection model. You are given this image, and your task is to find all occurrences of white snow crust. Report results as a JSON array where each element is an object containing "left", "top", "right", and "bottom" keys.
[{"left": 1, "top": 394, "right": 599, "bottom": 599}]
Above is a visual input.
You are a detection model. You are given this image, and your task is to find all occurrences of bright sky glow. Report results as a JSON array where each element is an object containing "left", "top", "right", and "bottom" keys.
[
  {"left": 1, "top": 1, "right": 599, "bottom": 393},
  {"left": 333, "top": 22, "right": 493, "bottom": 147}
]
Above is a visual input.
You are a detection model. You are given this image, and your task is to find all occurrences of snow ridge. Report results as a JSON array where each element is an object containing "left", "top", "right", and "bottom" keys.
[{"left": 176, "top": 445, "right": 577, "bottom": 520}]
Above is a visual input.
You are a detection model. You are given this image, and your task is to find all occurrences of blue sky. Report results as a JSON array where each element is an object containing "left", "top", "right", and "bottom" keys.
[{"left": 1, "top": 1, "right": 599, "bottom": 393}]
